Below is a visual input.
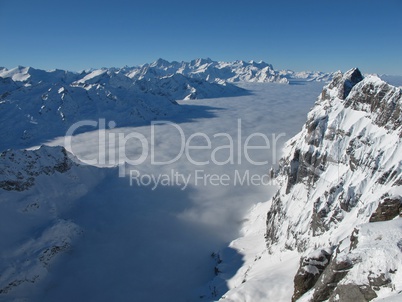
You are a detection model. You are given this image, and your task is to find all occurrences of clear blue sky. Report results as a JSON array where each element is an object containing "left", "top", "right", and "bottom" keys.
[{"left": 1, "top": 0, "right": 401, "bottom": 74}]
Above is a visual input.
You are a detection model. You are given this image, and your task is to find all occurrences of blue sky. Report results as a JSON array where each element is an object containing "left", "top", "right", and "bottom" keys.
[{"left": 1, "top": 0, "right": 401, "bottom": 74}]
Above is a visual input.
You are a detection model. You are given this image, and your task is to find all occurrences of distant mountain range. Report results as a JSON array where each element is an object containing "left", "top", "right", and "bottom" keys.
[
  {"left": 125, "top": 58, "right": 334, "bottom": 83},
  {"left": 0, "top": 59, "right": 333, "bottom": 150}
]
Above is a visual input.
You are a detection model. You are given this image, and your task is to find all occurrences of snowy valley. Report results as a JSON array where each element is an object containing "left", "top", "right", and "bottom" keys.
[{"left": 1, "top": 59, "right": 402, "bottom": 302}]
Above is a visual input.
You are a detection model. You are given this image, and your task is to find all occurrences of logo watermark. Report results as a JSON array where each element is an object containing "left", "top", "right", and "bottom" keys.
[
  {"left": 129, "top": 169, "right": 274, "bottom": 191},
  {"left": 64, "top": 119, "right": 286, "bottom": 189}
]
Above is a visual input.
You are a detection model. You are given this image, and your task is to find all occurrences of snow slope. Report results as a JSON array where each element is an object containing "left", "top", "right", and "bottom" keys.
[
  {"left": 0, "top": 146, "right": 106, "bottom": 298},
  {"left": 213, "top": 69, "right": 402, "bottom": 301}
]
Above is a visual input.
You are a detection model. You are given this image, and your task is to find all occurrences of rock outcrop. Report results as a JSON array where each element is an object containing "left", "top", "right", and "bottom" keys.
[
  {"left": 369, "top": 197, "right": 402, "bottom": 222},
  {"left": 0, "top": 146, "right": 73, "bottom": 191},
  {"left": 292, "top": 248, "right": 334, "bottom": 301}
]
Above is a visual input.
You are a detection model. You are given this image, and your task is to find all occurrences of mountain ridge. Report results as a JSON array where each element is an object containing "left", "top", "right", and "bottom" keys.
[
  {"left": 0, "top": 59, "right": 333, "bottom": 151},
  {"left": 0, "top": 62, "right": 244, "bottom": 151},
  {"left": 209, "top": 68, "right": 402, "bottom": 301}
]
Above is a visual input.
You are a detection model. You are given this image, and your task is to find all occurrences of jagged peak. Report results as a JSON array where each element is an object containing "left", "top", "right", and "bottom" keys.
[
  {"left": 189, "top": 58, "right": 214, "bottom": 67},
  {"left": 342, "top": 67, "right": 364, "bottom": 99},
  {"left": 344, "top": 74, "right": 402, "bottom": 133},
  {"left": 0, "top": 66, "right": 32, "bottom": 82},
  {"left": 249, "top": 60, "right": 272, "bottom": 69},
  {"left": 269, "top": 67, "right": 402, "bottom": 245},
  {"left": 73, "top": 68, "right": 109, "bottom": 84},
  {"left": 343, "top": 67, "right": 363, "bottom": 82},
  {"left": 150, "top": 58, "right": 171, "bottom": 67},
  {"left": 321, "top": 67, "right": 364, "bottom": 101}
]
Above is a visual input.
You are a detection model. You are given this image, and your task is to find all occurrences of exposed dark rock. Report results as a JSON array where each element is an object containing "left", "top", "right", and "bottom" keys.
[
  {"left": 349, "top": 228, "right": 359, "bottom": 251},
  {"left": 393, "top": 176, "right": 402, "bottom": 186},
  {"left": 346, "top": 138, "right": 360, "bottom": 172},
  {"left": 341, "top": 68, "right": 364, "bottom": 100},
  {"left": 39, "top": 242, "right": 71, "bottom": 267},
  {"left": 0, "top": 146, "right": 73, "bottom": 191},
  {"left": 320, "top": 68, "right": 363, "bottom": 102},
  {"left": 265, "top": 193, "right": 284, "bottom": 250},
  {"left": 284, "top": 148, "right": 325, "bottom": 195},
  {"left": 329, "top": 284, "right": 377, "bottom": 301},
  {"left": 0, "top": 178, "right": 35, "bottom": 191},
  {"left": 377, "top": 168, "right": 398, "bottom": 185},
  {"left": 368, "top": 273, "right": 391, "bottom": 288},
  {"left": 339, "top": 190, "right": 361, "bottom": 213},
  {"left": 292, "top": 248, "right": 333, "bottom": 301},
  {"left": 369, "top": 198, "right": 402, "bottom": 222},
  {"left": 311, "top": 258, "right": 353, "bottom": 301},
  {"left": 306, "top": 116, "right": 328, "bottom": 147},
  {"left": 344, "top": 78, "right": 402, "bottom": 133},
  {"left": 285, "top": 149, "right": 301, "bottom": 194},
  {"left": 310, "top": 198, "right": 330, "bottom": 236},
  {"left": 294, "top": 227, "right": 398, "bottom": 301},
  {"left": 0, "top": 275, "right": 39, "bottom": 294}
]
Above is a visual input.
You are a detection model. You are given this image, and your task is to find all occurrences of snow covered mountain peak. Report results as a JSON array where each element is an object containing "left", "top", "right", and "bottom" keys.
[
  {"left": 0, "top": 66, "right": 80, "bottom": 86},
  {"left": 190, "top": 57, "right": 214, "bottom": 66},
  {"left": 267, "top": 69, "right": 402, "bottom": 252},
  {"left": 0, "top": 66, "right": 34, "bottom": 82},
  {"left": 127, "top": 58, "right": 288, "bottom": 83},
  {"left": 323, "top": 67, "right": 364, "bottom": 100},
  {"left": 214, "top": 68, "right": 402, "bottom": 301}
]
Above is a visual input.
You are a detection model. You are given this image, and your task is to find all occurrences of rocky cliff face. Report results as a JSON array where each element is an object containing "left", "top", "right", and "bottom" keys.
[
  {"left": 207, "top": 69, "right": 402, "bottom": 302},
  {"left": 265, "top": 68, "right": 402, "bottom": 301}
]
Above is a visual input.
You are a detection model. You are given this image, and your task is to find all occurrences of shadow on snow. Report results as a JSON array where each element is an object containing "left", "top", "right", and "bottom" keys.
[{"left": 30, "top": 170, "right": 244, "bottom": 302}]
